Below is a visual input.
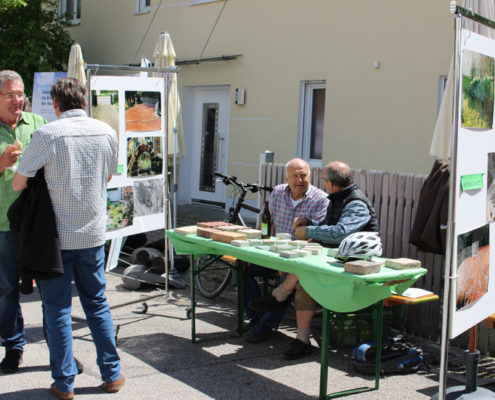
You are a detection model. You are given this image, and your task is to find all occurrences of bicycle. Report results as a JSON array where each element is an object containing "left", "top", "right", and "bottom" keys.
[{"left": 194, "top": 172, "right": 272, "bottom": 298}]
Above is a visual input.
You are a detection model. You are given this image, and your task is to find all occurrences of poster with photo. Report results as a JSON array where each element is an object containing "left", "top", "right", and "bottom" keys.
[
  {"left": 456, "top": 225, "right": 489, "bottom": 311},
  {"left": 127, "top": 137, "right": 163, "bottom": 177},
  {"left": 106, "top": 186, "right": 134, "bottom": 232},
  {"left": 90, "top": 75, "right": 167, "bottom": 241},
  {"left": 461, "top": 49, "right": 495, "bottom": 129},
  {"left": 450, "top": 30, "right": 495, "bottom": 338},
  {"left": 125, "top": 91, "right": 162, "bottom": 132},
  {"left": 134, "top": 178, "right": 164, "bottom": 217}
]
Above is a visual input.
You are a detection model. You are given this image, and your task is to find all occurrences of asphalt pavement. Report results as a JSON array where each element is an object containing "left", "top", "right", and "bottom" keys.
[{"left": 0, "top": 204, "right": 491, "bottom": 399}]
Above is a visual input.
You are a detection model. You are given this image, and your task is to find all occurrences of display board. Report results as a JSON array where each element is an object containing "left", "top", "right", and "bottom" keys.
[
  {"left": 89, "top": 75, "right": 167, "bottom": 241},
  {"left": 32, "top": 72, "right": 67, "bottom": 122},
  {"left": 450, "top": 29, "right": 495, "bottom": 338}
]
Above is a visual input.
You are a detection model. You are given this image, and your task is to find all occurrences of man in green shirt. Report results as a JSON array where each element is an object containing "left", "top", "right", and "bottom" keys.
[{"left": 0, "top": 70, "right": 46, "bottom": 373}]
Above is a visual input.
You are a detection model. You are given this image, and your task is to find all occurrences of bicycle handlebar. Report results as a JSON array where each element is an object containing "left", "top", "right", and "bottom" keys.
[{"left": 214, "top": 172, "right": 272, "bottom": 193}]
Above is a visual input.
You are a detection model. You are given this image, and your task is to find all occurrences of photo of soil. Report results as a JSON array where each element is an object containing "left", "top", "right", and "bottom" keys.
[
  {"left": 127, "top": 137, "right": 163, "bottom": 177},
  {"left": 456, "top": 224, "right": 490, "bottom": 310},
  {"left": 125, "top": 91, "right": 161, "bottom": 131},
  {"left": 134, "top": 178, "right": 164, "bottom": 217},
  {"left": 461, "top": 49, "right": 495, "bottom": 129},
  {"left": 106, "top": 186, "right": 134, "bottom": 231}
]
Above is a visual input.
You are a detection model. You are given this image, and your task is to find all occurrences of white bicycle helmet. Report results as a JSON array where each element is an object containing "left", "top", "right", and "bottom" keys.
[{"left": 337, "top": 232, "right": 382, "bottom": 261}]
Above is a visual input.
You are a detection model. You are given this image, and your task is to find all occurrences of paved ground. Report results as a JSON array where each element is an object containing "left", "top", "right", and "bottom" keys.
[{"left": 1, "top": 204, "right": 494, "bottom": 399}]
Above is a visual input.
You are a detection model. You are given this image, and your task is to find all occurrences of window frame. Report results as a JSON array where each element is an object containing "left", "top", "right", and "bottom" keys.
[
  {"left": 297, "top": 80, "right": 326, "bottom": 168},
  {"left": 58, "top": 0, "right": 81, "bottom": 24},
  {"left": 135, "top": 0, "right": 151, "bottom": 14}
]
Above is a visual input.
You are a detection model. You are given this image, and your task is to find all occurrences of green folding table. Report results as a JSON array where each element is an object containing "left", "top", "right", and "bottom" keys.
[{"left": 166, "top": 230, "right": 427, "bottom": 399}]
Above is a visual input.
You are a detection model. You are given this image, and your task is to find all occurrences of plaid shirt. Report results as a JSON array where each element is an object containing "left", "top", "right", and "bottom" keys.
[
  {"left": 268, "top": 183, "right": 329, "bottom": 239},
  {"left": 17, "top": 109, "right": 118, "bottom": 249},
  {"left": 0, "top": 112, "right": 46, "bottom": 231}
]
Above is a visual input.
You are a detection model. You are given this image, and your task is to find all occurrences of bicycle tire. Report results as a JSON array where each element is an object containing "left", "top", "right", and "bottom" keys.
[{"left": 195, "top": 254, "right": 233, "bottom": 298}]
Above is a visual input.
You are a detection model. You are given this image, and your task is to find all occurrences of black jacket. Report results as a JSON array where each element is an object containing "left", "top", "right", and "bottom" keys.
[{"left": 7, "top": 168, "right": 63, "bottom": 279}]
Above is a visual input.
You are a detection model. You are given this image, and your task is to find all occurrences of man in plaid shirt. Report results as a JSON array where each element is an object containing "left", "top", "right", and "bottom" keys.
[
  {"left": 243, "top": 158, "right": 328, "bottom": 344},
  {"left": 13, "top": 78, "right": 123, "bottom": 399}
]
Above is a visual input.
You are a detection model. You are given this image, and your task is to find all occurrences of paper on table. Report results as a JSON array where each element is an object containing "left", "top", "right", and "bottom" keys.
[{"left": 399, "top": 288, "right": 434, "bottom": 298}]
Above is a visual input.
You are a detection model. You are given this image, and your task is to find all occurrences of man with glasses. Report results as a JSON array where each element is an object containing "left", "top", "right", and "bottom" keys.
[
  {"left": 0, "top": 70, "right": 47, "bottom": 373},
  {"left": 249, "top": 161, "right": 379, "bottom": 360}
]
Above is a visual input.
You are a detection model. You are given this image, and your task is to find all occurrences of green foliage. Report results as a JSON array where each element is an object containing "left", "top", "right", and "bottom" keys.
[
  {"left": 0, "top": 0, "right": 27, "bottom": 11},
  {"left": 0, "top": 0, "right": 74, "bottom": 97}
]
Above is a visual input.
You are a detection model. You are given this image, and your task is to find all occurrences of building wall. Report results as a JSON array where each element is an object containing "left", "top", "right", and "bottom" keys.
[{"left": 69, "top": 0, "right": 453, "bottom": 183}]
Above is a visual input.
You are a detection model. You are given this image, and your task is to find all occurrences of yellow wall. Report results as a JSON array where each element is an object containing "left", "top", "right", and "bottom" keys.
[{"left": 69, "top": 0, "right": 453, "bottom": 181}]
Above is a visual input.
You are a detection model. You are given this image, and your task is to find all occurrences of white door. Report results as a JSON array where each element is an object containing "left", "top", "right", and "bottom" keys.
[{"left": 180, "top": 86, "right": 230, "bottom": 206}]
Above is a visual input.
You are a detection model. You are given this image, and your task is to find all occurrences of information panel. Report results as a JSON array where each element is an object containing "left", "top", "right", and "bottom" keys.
[
  {"left": 451, "top": 29, "right": 495, "bottom": 338},
  {"left": 90, "top": 75, "right": 167, "bottom": 241}
]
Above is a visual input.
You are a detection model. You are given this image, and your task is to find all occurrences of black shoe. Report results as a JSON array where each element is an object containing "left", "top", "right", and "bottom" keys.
[
  {"left": 74, "top": 357, "right": 84, "bottom": 375},
  {"left": 283, "top": 339, "right": 312, "bottom": 360},
  {"left": 248, "top": 295, "right": 288, "bottom": 313},
  {"left": 244, "top": 323, "right": 273, "bottom": 343},
  {"left": 1, "top": 349, "right": 23, "bottom": 373}
]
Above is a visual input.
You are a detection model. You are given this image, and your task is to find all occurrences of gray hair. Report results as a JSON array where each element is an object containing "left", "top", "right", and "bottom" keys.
[
  {"left": 0, "top": 70, "right": 24, "bottom": 92},
  {"left": 325, "top": 161, "right": 352, "bottom": 188}
]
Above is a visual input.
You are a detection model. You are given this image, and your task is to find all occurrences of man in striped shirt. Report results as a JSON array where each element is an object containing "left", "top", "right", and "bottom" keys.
[{"left": 243, "top": 158, "right": 328, "bottom": 343}]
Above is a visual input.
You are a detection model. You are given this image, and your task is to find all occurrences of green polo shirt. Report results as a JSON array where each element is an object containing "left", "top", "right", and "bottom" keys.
[{"left": 0, "top": 111, "right": 47, "bottom": 231}]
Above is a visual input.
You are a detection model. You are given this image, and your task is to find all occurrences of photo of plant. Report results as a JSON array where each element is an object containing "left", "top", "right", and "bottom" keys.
[
  {"left": 456, "top": 224, "right": 489, "bottom": 310},
  {"left": 106, "top": 186, "right": 134, "bottom": 231},
  {"left": 461, "top": 50, "right": 495, "bottom": 129},
  {"left": 125, "top": 91, "right": 161, "bottom": 132},
  {"left": 127, "top": 137, "right": 163, "bottom": 177},
  {"left": 134, "top": 178, "right": 164, "bottom": 217}
]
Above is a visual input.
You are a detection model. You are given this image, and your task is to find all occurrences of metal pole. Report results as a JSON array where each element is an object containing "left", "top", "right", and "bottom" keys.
[
  {"left": 164, "top": 74, "right": 170, "bottom": 296},
  {"left": 438, "top": 13, "right": 462, "bottom": 400},
  {"left": 86, "top": 64, "right": 179, "bottom": 74}
]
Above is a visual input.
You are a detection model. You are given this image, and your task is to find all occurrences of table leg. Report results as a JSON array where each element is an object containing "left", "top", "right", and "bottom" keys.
[
  {"left": 237, "top": 262, "right": 244, "bottom": 335},
  {"left": 190, "top": 255, "right": 197, "bottom": 342},
  {"left": 319, "top": 308, "right": 330, "bottom": 400},
  {"left": 373, "top": 301, "right": 384, "bottom": 390}
]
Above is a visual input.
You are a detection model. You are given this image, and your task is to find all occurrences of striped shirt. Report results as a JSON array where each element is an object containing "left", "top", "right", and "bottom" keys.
[
  {"left": 268, "top": 183, "right": 329, "bottom": 239},
  {"left": 0, "top": 112, "right": 46, "bottom": 231},
  {"left": 17, "top": 109, "right": 118, "bottom": 249}
]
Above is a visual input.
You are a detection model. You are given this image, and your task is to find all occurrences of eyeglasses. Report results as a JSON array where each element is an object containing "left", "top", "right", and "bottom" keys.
[{"left": 0, "top": 92, "right": 25, "bottom": 101}]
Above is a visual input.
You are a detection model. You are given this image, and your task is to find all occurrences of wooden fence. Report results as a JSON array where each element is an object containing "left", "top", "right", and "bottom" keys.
[{"left": 259, "top": 163, "right": 495, "bottom": 353}]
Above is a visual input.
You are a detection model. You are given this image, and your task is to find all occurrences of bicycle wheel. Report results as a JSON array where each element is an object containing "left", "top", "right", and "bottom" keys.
[{"left": 194, "top": 254, "right": 233, "bottom": 298}]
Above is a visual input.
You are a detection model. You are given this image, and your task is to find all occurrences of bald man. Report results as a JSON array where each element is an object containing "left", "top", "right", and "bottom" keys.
[{"left": 250, "top": 161, "right": 379, "bottom": 360}]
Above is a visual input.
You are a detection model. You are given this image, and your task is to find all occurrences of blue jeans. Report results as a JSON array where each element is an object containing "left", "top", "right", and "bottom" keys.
[
  {"left": 38, "top": 245, "right": 120, "bottom": 392},
  {"left": 0, "top": 231, "right": 25, "bottom": 352},
  {"left": 243, "top": 264, "right": 286, "bottom": 330}
]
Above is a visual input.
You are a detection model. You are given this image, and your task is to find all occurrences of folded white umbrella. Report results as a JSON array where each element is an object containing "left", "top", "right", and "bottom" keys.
[
  {"left": 67, "top": 43, "right": 87, "bottom": 85},
  {"left": 153, "top": 32, "right": 185, "bottom": 162}
]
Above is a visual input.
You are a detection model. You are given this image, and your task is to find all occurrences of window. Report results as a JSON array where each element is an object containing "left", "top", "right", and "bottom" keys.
[
  {"left": 59, "top": 0, "right": 81, "bottom": 23},
  {"left": 135, "top": 0, "right": 151, "bottom": 14},
  {"left": 298, "top": 81, "right": 326, "bottom": 166}
]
